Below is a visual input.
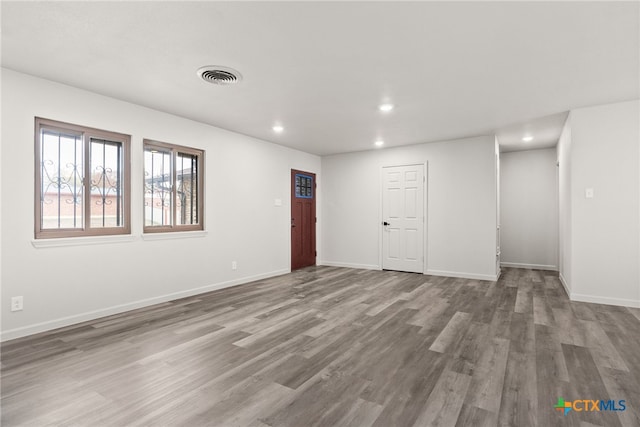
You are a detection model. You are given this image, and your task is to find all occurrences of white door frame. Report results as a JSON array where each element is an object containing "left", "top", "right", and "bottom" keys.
[{"left": 378, "top": 162, "right": 428, "bottom": 274}]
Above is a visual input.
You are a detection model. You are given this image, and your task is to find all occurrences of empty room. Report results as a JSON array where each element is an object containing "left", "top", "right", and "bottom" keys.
[{"left": 1, "top": 1, "right": 639, "bottom": 426}]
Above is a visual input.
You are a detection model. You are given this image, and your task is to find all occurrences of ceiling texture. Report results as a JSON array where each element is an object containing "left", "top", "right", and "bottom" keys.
[{"left": 2, "top": 1, "right": 638, "bottom": 156}]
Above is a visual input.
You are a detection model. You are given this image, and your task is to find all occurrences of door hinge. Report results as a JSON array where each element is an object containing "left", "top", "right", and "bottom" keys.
[
  {"left": 315, "top": 217, "right": 317, "bottom": 223},
  {"left": 315, "top": 251, "right": 317, "bottom": 256}
]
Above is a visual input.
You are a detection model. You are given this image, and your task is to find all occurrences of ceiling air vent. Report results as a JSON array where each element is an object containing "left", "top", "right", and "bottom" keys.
[{"left": 197, "top": 66, "right": 242, "bottom": 85}]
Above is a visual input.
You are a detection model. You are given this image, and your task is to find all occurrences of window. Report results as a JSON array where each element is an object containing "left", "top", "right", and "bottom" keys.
[
  {"left": 294, "top": 173, "right": 313, "bottom": 198},
  {"left": 143, "top": 140, "right": 204, "bottom": 232},
  {"left": 35, "top": 118, "right": 131, "bottom": 239}
]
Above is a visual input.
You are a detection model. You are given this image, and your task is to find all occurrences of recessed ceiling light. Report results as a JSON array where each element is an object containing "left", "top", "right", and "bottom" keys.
[
  {"left": 273, "top": 125, "right": 284, "bottom": 133},
  {"left": 375, "top": 140, "right": 384, "bottom": 147},
  {"left": 379, "top": 104, "right": 394, "bottom": 112},
  {"left": 522, "top": 135, "right": 533, "bottom": 142}
]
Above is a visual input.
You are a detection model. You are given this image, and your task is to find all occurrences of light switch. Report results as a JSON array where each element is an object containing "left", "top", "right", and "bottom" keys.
[
  {"left": 274, "top": 198, "right": 282, "bottom": 207},
  {"left": 585, "top": 188, "right": 594, "bottom": 199}
]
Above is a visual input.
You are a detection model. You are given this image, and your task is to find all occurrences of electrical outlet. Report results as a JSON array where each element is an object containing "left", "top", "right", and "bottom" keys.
[
  {"left": 232, "top": 261, "right": 237, "bottom": 270},
  {"left": 11, "top": 296, "right": 23, "bottom": 312}
]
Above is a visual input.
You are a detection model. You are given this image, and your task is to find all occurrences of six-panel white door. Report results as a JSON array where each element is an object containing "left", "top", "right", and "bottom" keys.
[{"left": 382, "top": 164, "right": 425, "bottom": 273}]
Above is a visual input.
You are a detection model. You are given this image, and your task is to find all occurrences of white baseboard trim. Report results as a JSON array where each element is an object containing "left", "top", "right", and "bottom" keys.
[
  {"left": 426, "top": 269, "right": 498, "bottom": 282},
  {"left": 501, "top": 262, "right": 558, "bottom": 271},
  {"left": 320, "top": 262, "right": 498, "bottom": 282},
  {"left": 319, "top": 261, "right": 498, "bottom": 282},
  {"left": 318, "top": 261, "right": 381, "bottom": 271},
  {"left": 556, "top": 273, "right": 639, "bottom": 308},
  {"left": 0, "top": 269, "right": 289, "bottom": 342},
  {"left": 559, "top": 273, "right": 571, "bottom": 298},
  {"left": 570, "top": 293, "right": 640, "bottom": 309}
]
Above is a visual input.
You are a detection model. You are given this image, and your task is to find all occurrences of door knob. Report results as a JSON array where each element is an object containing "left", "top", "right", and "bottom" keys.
[{"left": 383, "top": 221, "right": 390, "bottom": 226}]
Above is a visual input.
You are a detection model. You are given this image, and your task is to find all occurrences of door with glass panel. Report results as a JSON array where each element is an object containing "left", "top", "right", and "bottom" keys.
[{"left": 291, "top": 169, "right": 316, "bottom": 270}]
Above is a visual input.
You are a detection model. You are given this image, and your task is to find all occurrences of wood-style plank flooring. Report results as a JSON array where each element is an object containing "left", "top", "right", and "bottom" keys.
[{"left": 2, "top": 267, "right": 639, "bottom": 426}]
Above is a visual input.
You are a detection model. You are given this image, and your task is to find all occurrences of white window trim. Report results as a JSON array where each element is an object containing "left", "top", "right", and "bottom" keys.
[
  {"left": 31, "top": 230, "right": 209, "bottom": 248},
  {"left": 32, "top": 234, "right": 137, "bottom": 248},
  {"left": 141, "top": 230, "right": 208, "bottom": 241}
]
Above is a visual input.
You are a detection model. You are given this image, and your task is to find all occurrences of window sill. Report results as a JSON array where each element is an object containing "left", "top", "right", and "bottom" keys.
[
  {"left": 141, "top": 230, "right": 208, "bottom": 241},
  {"left": 32, "top": 234, "right": 137, "bottom": 248}
]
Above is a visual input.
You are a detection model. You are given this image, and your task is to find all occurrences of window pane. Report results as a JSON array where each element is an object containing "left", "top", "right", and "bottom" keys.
[
  {"left": 295, "top": 174, "right": 313, "bottom": 198},
  {"left": 40, "top": 129, "right": 83, "bottom": 229},
  {"left": 90, "top": 138, "right": 124, "bottom": 228},
  {"left": 144, "top": 149, "right": 172, "bottom": 226},
  {"left": 176, "top": 152, "right": 199, "bottom": 225}
]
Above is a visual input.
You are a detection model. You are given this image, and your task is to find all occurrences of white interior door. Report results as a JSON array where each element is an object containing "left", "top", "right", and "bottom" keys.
[{"left": 382, "top": 164, "right": 425, "bottom": 273}]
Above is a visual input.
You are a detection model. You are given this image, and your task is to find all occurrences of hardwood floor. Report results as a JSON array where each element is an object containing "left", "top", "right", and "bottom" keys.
[{"left": 2, "top": 267, "right": 639, "bottom": 426}]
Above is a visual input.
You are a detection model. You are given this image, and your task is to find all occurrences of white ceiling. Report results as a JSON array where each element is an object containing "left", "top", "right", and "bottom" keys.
[
  {"left": 497, "top": 111, "right": 569, "bottom": 153},
  {"left": 2, "top": 1, "right": 638, "bottom": 156}
]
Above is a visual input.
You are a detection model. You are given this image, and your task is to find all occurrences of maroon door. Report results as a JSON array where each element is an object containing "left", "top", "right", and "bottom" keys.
[{"left": 291, "top": 169, "right": 316, "bottom": 270}]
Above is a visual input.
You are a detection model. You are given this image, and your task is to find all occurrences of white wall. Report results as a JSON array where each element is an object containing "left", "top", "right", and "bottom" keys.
[
  {"left": 500, "top": 148, "right": 558, "bottom": 270},
  {"left": 569, "top": 100, "right": 640, "bottom": 307},
  {"left": 321, "top": 136, "right": 498, "bottom": 280},
  {"left": 1, "top": 69, "right": 321, "bottom": 340},
  {"left": 557, "top": 116, "right": 572, "bottom": 293}
]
